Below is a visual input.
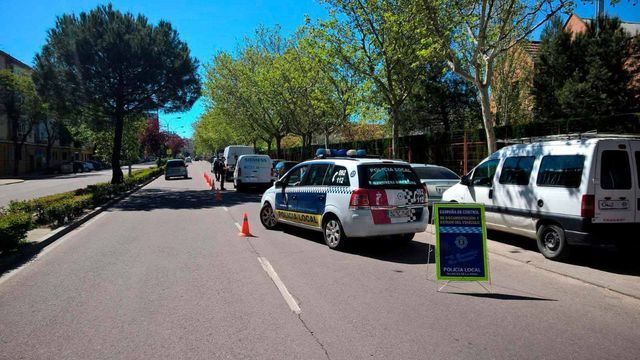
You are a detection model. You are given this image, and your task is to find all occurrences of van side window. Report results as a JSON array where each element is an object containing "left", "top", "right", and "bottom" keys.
[
  {"left": 636, "top": 152, "right": 640, "bottom": 189},
  {"left": 471, "top": 159, "right": 499, "bottom": 187},
  {"left": 325, "top": 165, "right": 350, "bottom": 186},
  {"left": 499, "top": 156, "right": 535, "bottom": 185},
  {"left": 600, "top": 151, "right": 631, "bottom": 189},
  {"left": 305, "top": 164, "right": 331, "bottom": 186},
  {"left": 536, "top": 155, "right": 585, "bottom": 188}
]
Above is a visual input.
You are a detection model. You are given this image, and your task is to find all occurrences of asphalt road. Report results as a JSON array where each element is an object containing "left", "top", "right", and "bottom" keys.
[
  {"left": 0, "top": 163, "right": 155, "bottom": 208},
  {"left": 1, "top": 161, "right": 639, "bottom": 359}
]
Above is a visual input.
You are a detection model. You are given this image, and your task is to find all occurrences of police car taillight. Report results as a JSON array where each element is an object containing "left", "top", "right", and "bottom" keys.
[{"left": 349, "top": 188, "right": 370, "bottom": 209}]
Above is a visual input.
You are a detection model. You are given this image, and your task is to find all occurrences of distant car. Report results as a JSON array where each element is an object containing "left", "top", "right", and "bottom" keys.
[
  {"left": 71, "top": 161, "right": 85, "bottom": 173},
  {"left": 86, "top": 160, "right": 102, "bottom": 171},
  {"left": 165, "top": 159, "right": 188, "bottom": 180},
  {"left": 274, "top": 161, "right": 298, "bottom": 180},
  {"left": 83, "top": 161, "right": 94, "bottom": 172},
  {"left": 59, "top": 162, "right": 74, "bottom": 174},
  {"left": 185, "top": 156, "right": 192, "bottom": 163},
  {"left": 410, "top": 164, "right": 460, "bottom": 206}
]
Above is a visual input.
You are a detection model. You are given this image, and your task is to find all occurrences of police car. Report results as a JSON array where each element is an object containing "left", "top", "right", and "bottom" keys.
[{"left": 259, "top": 156, "right": 429, "bottom": 249}]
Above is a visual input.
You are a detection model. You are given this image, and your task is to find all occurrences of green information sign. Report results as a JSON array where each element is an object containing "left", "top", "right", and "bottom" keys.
[{"left": 434, "top": 203, "right": 489, "bottom": 282}]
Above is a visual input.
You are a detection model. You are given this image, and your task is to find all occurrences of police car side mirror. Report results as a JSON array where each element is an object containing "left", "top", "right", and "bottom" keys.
[
  {"left": 460, "top": 174, "right": 470, "bottom": 186},
  {"left": 275, "top": 180, "right": 283, "bottom": 189}
]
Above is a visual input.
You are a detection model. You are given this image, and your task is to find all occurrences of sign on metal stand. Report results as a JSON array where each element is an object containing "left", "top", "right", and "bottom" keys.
[{"left": 432, "top": 203, "right": 490, "bottom": 292}]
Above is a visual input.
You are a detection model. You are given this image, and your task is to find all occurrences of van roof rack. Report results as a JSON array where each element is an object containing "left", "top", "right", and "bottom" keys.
[{"left": 500, "top": 130, "right": 640, "bottom": 144}]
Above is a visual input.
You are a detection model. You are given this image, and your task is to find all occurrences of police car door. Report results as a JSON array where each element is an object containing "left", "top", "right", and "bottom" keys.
[
  {"left": 299, "top": 163, "right": 331, "bottom": 216},
  {"left": 276, "top": 165, "right": 308, "bottom": 212}
]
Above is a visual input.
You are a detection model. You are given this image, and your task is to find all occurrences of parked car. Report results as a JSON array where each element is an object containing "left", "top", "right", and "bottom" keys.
[
  {"left": 165, "top": 159, "right": 188, "bottom": 180},
  {"left": 82, "top": 161, "right": 94, "bottom": 172},
  {"left": 274, "top": 161, "right": 299, "bottom": 180},
  {"left": 223, "top": 145, "right": 254, "bottom": 181},
  {"left": 185, "top": 156, "right": 192, "bottom": 163},
  {"left": 442, "top": 137, "right": 640, "bottom": 260},
  {"left": 71, "top": 161, "right": 85, "bottom": 173},
  {"left": 59, "top": 162, "right": 74, "bottom": 174},
  {"left": 233, "top": 154, "right": 273, "bottom": 191},
  {"left": 86, "top": 160, "right": 102, "bottom": 171},
  {"left": 260, "top": 157, "right": 429, "bottom": 249},
  {"left": 410, "top": 164, "right": 460, "bottom": 207}
]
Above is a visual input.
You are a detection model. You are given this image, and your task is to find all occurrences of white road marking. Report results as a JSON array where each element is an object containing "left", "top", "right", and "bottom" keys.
[
  {"left": 235, "top": 222, "right": 241, "bottom": 231},
  {"left": 223, "top": 207, "right": 229, "bottom": 212},
  {"left": 257, "top": 257, "right": 301, "bottom": 314},
  {"left": 0, "top": 212, "right": 107, "bottom": 287}
]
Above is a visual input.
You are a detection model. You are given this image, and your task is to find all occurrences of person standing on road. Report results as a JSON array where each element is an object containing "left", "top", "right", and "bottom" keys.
[
  {"left": 219, "top": 157, "right": 227, "bottom": 191},
  {"left": 213, "top": 158, "right": 221, "bottom": 182}
]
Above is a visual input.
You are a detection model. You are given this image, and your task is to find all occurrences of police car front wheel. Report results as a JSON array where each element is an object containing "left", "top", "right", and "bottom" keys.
[
  {"left": 260, "top": 204, "right": 278, "bottom": 230},
  {"left": 323, "top": 217, "right": 348, "bottom": 250}
]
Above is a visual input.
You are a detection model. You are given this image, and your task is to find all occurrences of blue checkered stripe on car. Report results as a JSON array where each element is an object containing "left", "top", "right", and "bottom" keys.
[
  {"left": 283, "top": 186, "right": 352, "bottom": 194},
  {"left": 439, "top": 226, "right": 482, "bottom": 234}
]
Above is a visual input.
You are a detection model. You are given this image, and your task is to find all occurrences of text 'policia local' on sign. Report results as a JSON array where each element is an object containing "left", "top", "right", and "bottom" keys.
[{"left": 434, "top": 204, "right": 489, "bottom": 282}]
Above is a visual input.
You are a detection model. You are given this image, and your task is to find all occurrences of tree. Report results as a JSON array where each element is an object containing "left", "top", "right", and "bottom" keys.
[
  {"left": 165, "top": 133, "right": 185, "bottom": 157},
  {"left": 492, "top": 42, "right": 534, "bottom": 126},
  {"left": 140, "top": 117, "right": 165, "bottom": 158},
  {"left": 0, "top": 69, "right": 43, "bottom": 176},
  {"left": 316, "top": 0, "right": 434, "bottom": 158},
  {"left": 418, "top": 0, "right": 570, "bottom": 153},
  {"left": 534, "top": 16, "right": 633, "bottom": 121},
  {"left": 35, "top": 5, "right": 200, "bottom": 183}
]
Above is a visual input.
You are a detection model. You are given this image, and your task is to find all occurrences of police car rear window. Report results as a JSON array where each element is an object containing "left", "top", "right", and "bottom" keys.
[{"left": 360, "top": 165, "right": 421, "bottom": 188}]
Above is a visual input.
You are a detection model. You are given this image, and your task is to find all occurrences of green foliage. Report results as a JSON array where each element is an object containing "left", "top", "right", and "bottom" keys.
[
  {"left": 534, "top": 16, "right": 634, "bottom": 121},
  {"left": 0, "top": 212, "right": 33, "bottom": 250},
  {"left": 34, "top": 4, "right": 200, "bottom": 183}
]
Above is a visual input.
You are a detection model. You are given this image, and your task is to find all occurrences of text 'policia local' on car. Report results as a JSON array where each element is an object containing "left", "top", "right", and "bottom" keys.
[{"left": 259, "top": 155, "right": 430, "bottom": 249}]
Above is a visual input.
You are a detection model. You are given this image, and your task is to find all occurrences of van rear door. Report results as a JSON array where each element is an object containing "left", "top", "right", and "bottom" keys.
[
  {"left": 630, "top": 141, "right": 640, "bottom": 222},
  {"left": 594, "top": 140, "right": 635, "bottom": 223}
]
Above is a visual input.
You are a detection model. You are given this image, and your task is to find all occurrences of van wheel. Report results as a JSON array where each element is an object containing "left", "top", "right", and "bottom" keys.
[
  {"left": 260, "top": 203, "right": 278, "bottom": 230},
  {"left": 323, "top": 216, "right": 348, "bottom": 250},
  {"left": 536, "top": 224, "right": 569, "bottom": 260}
]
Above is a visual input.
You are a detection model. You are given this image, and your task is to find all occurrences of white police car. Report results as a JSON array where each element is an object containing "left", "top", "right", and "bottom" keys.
[{"left": 259, "top": 157, "right": 429, "bottom": 249}]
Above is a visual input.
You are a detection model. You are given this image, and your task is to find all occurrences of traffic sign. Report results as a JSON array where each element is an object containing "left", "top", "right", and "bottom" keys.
[{"left": 434, "top": 203, "right": 489, "bottom": 282}]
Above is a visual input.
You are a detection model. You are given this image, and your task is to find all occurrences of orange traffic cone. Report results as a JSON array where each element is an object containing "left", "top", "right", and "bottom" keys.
[{"left": 238, "top": 212, "right": 254, "bottom": 237}]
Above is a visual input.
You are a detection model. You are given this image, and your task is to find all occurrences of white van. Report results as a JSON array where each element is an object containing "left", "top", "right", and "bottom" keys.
[
  {"left": 442, "top": 137, "right": 640, "bottom": 260},
  {"left": 234, "top": 154, "right": 273, "bottom": 191},
  {"left": 223, "top": 145, "right": 254, "bottom": 180}
]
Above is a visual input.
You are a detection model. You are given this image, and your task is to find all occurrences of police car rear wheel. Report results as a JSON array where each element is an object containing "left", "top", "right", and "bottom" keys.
[
  {"left": 260, "top": 204, "right": 278, "bottom": 229},
  {"left": 323, "top": 218, "right": 347, "bottom": 250}
]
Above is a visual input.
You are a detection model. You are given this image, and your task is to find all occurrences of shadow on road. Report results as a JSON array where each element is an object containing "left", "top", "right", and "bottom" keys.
[
  {"left": 487, "top": 230, "right": 640, "bottom": 277},
  {"left": 449, "top": 292, "right": 557, "bottom": 301},
  {"left": 113, "top": 187, "right": 262, "bottom": 211},
  {"left": 278, "top": 225, "right": 434, "bottom": 265}
]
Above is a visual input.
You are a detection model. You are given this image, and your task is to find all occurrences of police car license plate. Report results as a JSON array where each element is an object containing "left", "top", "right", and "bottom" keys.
[
  {"left": 599, "top": 200, "right": 629, "bottom": 210},
  {"left": 389, "top": 208, "right": 411, "bottom": 218}
]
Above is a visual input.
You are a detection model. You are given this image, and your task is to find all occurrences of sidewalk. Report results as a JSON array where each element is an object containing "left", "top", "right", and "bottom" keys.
[
  {"left": 0, "top": 179, "right": 25, "bottom": 186},
  {"left": 418, "top": 226, "right": 640, "bottom": 300}
]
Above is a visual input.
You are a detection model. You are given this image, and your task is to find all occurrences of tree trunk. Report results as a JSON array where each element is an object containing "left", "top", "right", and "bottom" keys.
[
  {"left": 391, "top": 107, "right": 400, "bottom": 159},
  {"left": 111, "top": 112, "right": 125, "bottom": 184},
  {"left": 45, "top": 141, "right": 53, "bottom": 170},
  {"left": 478, "top": 85, "right": 497, "bottom": 154},
  {"left": 12, "top": 142, "right": 22, "bottom": 176},
  {"left": 324, "top": 131, "right": 330, "bottom": 149},
  {"left": 275, "top": 136, "right": 282, "bottom": 159}
]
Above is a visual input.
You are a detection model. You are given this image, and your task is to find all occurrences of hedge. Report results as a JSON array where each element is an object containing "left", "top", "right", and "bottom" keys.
[
  {"left": 0, "top": 211, "right": 32, "bottom": 250},
  {"left": 0, "top": 166, "right": 164, "bottom": 251}
]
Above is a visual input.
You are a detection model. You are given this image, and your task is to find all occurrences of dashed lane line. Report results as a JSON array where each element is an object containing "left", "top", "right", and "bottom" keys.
[{"left": 257, "top": 256, "right": 302, "bottom": 314}]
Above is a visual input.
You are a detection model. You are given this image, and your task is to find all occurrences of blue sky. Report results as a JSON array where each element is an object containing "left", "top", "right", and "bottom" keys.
[{"left": 0, "top": 1, "right": 638, "bottom": 138}]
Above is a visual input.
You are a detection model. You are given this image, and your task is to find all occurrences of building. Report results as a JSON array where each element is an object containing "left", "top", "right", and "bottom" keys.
[{"left": 0, "top": 50, "right": 92, "bottom": 176}]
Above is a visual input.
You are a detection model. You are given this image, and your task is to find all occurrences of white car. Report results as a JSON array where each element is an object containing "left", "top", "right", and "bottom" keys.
[
  {"left": 259, "top": 158, "right": 429, "bottom": 249},
  {"left": 165, "top": 159, "right": 188, "bottom": 180},
  {"left": 410, "top": 164, "right": 460, "bottom": 206},
  {"left": 442, "top": 137, "right": 640, "bottom": 260},
  {"left": 234, "top": 154, "right": 273, "bottom": 191}
]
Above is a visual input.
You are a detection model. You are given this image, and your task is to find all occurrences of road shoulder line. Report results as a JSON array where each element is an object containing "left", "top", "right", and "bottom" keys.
[{"left": 257, "top": 256, "right": 301, "bottom": 314}]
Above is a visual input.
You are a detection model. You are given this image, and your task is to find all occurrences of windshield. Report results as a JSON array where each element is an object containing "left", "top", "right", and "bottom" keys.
[
  {"left": 413, "top": 166, "right": 460, "bottom": 180},
  {"left": 166, "top": 161, "right": 185, "bottom": 168}
]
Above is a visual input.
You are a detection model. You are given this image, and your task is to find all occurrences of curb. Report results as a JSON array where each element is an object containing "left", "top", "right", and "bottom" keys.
[
  {"left": 488, "top": 249, "right": 640, "bottom": 301},
  {"left": 0, "top": 174, "right": 161, "bottom": 276}
]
